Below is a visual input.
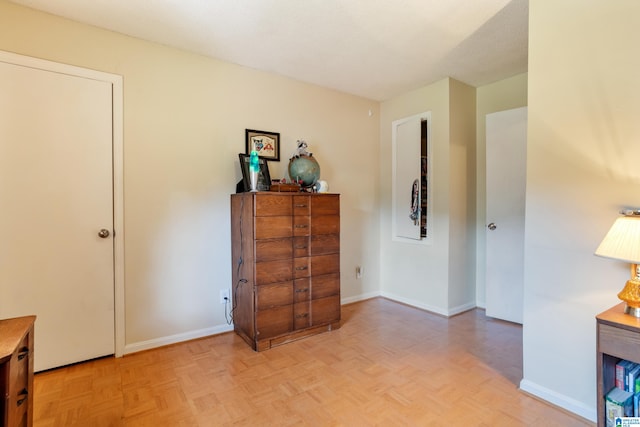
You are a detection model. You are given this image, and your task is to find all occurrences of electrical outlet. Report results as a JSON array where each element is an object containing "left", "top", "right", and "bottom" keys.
[
  {"left": 220, "top": 289, "right": 230, "bottom": 304},
  {"left": 356, "top": 266, "right": 362, "bottom": 279}
]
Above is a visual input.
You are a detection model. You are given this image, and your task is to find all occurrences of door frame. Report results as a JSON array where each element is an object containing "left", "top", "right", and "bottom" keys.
[{"left": 0, "top": 50, "right": 125, "bottom": 357}]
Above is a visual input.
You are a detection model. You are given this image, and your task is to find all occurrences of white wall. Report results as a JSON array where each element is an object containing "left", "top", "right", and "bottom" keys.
[
  {"left": 379, "top": 79, "right": 450, "bottom": 312},
  {"left": 521, "top": 0, "right": 640, "bottom": 421},
  {"left": 0, "top": 1, "right": 380, "bottom": 350},
  {"left": 448, "top": 79, "right": 476, "bottom": 309},
  {"left": 379, "top": 78, "right": 476, "bottom": 315}
]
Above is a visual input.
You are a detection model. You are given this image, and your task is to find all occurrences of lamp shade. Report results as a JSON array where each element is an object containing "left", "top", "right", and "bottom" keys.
[{"left": 595, "top": 216, "right": 640, "bottom": 264}]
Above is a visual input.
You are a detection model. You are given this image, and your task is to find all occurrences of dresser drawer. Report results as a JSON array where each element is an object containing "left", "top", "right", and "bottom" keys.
[
  {"left": 311, "top": 295, "right": 341, "bottom": 325},
  {"left": 293, "top": 216, "right": 310, "bottom": 236},
  {"left": 11, "top": 334, "right": 29, "bottom": 383},
  {"left": 311, "top": 254, "right": 340, "bottom": 276},
  {"left": 294, "top": 302, "right": 311, "bottom": 329},
  {"left": 598, "top": 323, "right": 640, "bottom": 361},
  {"left": 293, "top": 236, "right": 310, "bottom": 257},
  {"left": 293, "top": 257, "right": 310, "bottom": 279},
  {"left": 311, "top": 195, "right": 339, "bottom": 215},
  {"left": 312, "top": 273, "right": 340, "bottom": 299},
  {"left": 292, "top": 195, "right": 310, "bottom": 216},
  {"left": 256, "top": 305, "right": 293, "bottom": 338},
  {"left": 257, "top": 282, "right": 293, "bottom": 310},
  {"left": 255, "top": 259, "right": 292, "bottom": 285},
  {"left": 294, "top": 278, "right": 311, "bottom": 303},
  {"left": 311, "top": 216, "right": 339, "bottom": 235},
  {"left": 310, "top": 234, "right": 339, "bottom": 256},
  {"left": 255, "top": 238, "right": 292, "bottom": 262},
  {"left": 255, "top": 194, "right": 292, "bottom": 216},
  {"left": 9, "top": 383, "right": 28, "bottom": 427},
  {"left": 255, "top": 216, "right": 292, "bottom": 239},
  {"left": 9, "top": 335, "right": 30, "bottom": 397}
]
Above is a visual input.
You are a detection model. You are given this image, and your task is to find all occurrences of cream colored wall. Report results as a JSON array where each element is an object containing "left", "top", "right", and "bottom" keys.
[
  {"left": 379, "top": 78, "right": 475, "bottom": 315},
  {"left": 0, "top": 1, "right": 380, "bottom": 349},
  {"left": 522, "top": 1, "right": 640, "bottom": 421},
  {"left": 379, "top": 79, "right": 450, "bottom": 312},
  {"left": 448, "top": 79, "right": 476, "bottom": 309},
  {"left": 475, "top": 73, "right": 528, "bottom": 307}
]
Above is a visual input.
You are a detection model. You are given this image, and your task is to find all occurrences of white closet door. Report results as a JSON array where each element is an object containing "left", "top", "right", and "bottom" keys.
[
  {"left": 0, "top": 59, "right": 115, "bottom": 371},
  {"left": 485, "top": 106, "right": 527, "bottom": 324}
]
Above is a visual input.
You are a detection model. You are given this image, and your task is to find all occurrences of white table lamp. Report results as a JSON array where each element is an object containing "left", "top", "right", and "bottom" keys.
[{"left": 595, "top": 212, "right": 640, "bottom": 317}]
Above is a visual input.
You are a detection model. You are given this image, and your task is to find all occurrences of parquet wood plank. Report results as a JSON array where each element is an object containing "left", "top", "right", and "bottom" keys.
[{"left": 32, "top": 298, "right": 593, "bottom": 426}]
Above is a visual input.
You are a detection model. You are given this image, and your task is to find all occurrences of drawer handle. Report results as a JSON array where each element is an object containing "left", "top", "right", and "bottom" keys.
[
  {"left": 295, "top": 204, "right": 308, "bottom": 208},
  {"left": 295, "top": 288, "right": 309, "bottom": 293},
  {"left": 294, "top": 245, "right": 308, "bottom": 249},
  {"left": 17, "top": 388, "right": 28, "bottom": 406},
  {"left": 295, "top": 266, "right": 308, "bottom": 271},
  {"left": 294, "top": 224, "right": 308, "bottom": 228},
  {"left": 296, "top": 313, "right": 309, "bottom": 318},
  {"left": 17, "top": 347, "right": 29, "bottom": 360}
]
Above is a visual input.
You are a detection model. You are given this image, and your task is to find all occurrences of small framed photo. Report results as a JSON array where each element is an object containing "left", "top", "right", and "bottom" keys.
[
  {"left": 238, "top": 153, "right": 271, "bottom": 192},
  {"left": 245, "top": 129, "right": 280, "bottom": 161}
]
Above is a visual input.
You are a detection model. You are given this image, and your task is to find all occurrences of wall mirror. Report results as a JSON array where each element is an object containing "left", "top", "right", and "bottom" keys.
[{"left": 391, "top": 111, "right": 431, "bottom": 243}]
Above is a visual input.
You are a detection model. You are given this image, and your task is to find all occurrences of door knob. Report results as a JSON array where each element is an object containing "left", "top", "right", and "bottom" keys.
[
  {"left": 98, "top": 229, "right": 110, "bottom": 238},
  {"left": 487, "top": 223, "right": 497, "bottom": 231}
]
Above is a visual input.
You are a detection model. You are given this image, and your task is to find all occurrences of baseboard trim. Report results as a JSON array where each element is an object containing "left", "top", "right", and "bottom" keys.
[
  {"left": 519, "top": 379, "right": 596, "bottom": 422},
  {"left": 341, "top": 291, "right": 381, "bottom": 305},
  {"left": 124, "top": 324, "right": 234, "bottom": 355},
  {"left": 380, "top": 292, "right": 476, "bottom": 317}
]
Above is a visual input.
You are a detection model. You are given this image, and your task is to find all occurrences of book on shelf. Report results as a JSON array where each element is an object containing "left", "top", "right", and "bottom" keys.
[
  {"left": 629, "top": 364, "right": 640, "bottom": 393},
  {"left": 606, "top": 387, "right": 634, "bottom": 427},
  {"left": 616, "top": 360, "right": 637, "bottom": 391}
]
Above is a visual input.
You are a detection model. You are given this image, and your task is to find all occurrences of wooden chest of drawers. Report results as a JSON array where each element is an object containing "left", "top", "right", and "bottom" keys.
[
  {"left": 231, "top": 192, "right": 340, "bottom": 351},
  {"left": 0, "top": 316, "right": 35, "bottom": 427}
]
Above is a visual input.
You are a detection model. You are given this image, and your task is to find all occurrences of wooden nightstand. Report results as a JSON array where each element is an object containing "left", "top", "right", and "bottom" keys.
[{"left": 596, "top": 303, "right": 640, "bottom": 426}]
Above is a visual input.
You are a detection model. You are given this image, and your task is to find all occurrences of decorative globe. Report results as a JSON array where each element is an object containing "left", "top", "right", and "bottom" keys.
[{"left": 288, "top": 155, "right": 320, "bottom": 187}]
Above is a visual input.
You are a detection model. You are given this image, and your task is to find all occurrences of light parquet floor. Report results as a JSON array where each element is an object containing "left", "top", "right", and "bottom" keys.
[{"left": 33, "top": 298, "right": 594, "bottom": 426}]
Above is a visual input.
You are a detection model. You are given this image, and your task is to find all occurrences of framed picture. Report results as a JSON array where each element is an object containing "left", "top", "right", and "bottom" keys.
[
  {"left": 245, "top": 129, "right": 280, "bottom": 161},
  {"left": 238, "top": 153, "right": 271, "bottom": 192}
]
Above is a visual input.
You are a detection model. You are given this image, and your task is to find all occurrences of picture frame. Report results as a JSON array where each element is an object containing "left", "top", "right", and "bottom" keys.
[
  {"left": 238, "top": 153, "right": 271, "bottom": 192},
  {"left": 245, "top": 129, "right": 280, "bottom": 161}
]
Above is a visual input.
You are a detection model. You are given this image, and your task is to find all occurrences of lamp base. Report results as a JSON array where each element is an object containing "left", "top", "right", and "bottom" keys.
[
  {"left": 618, "top": 277, "right": 640, "bottom": 317},
  {"left": 624, "top": 305, "right": 640, "bottom": 317}
]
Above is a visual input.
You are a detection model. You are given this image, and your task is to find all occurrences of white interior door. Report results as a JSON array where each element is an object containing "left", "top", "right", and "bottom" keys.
[
  {"left": 0, "top": 59, "right": 115, "bottom": 371},
  {"left": 485, "top": 106, "right": 527, "bottom": 324}
]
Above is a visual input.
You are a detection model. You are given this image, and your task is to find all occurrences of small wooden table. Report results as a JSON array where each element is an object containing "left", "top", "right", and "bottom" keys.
[{"left": 596, "top": 303, "right": 640, "bottom": 426}]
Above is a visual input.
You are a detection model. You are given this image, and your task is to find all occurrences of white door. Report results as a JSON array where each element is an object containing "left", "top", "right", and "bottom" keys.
[
  {"left": 485, "top": 107, "right": 527, "bottom": 324},
  {"left": 0, "top": 58, "right": 115, "bottom": 371}
]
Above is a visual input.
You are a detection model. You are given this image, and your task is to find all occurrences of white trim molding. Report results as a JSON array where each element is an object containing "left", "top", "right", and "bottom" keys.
[
  {"left": 519, "top": 379, "right": 596, "bottom": 422},
  {"left": 124, "top": 325, "right": 234, "bottom": 355}
]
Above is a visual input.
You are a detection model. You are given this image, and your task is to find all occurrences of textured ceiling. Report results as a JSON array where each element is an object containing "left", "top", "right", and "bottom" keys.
[{"left": 9, "top": 0, "right": 529, "bottom": 101}]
